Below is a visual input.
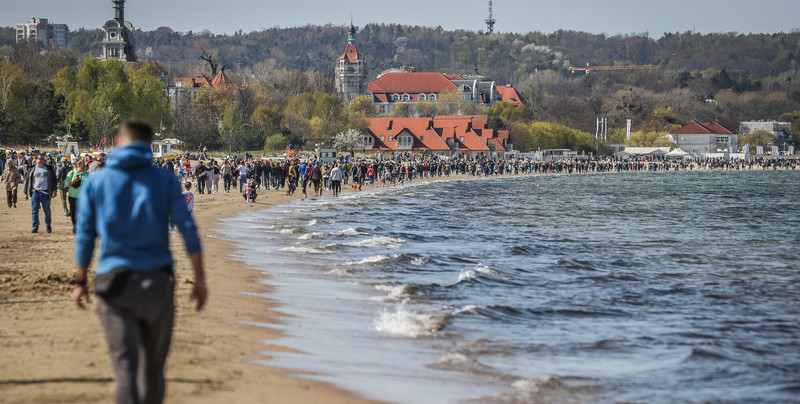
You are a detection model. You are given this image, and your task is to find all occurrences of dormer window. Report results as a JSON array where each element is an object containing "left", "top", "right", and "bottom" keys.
[
  {"left": 429, "top": 93, "right": 437, "bottom": 101},
  {"left": 391, "top": 93, "right": 400, "bottom": 101},
  {"left": 402, "top": 93, "right": 411, "bottom": 101},
  {"left": 418, "top": 94, "right": 427, "bottom": 101}
]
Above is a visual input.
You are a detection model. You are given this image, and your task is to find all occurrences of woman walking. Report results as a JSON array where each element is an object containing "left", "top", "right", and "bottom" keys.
[
  {"left": 65, "top": 159, "right": 88, "bottom": 234},
  {"left": 2, "top": 159, "right": 21, "bottom": 208}
]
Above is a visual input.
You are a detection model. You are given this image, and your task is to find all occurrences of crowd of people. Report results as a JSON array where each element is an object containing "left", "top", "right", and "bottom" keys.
[{"left": 3, "top": 146, "right": 798, "bottom": 233}]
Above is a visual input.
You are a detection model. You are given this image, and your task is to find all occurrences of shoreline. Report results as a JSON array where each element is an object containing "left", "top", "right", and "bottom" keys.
[{"left": 0, "top": 167, "right": 796, "bottom": 403}]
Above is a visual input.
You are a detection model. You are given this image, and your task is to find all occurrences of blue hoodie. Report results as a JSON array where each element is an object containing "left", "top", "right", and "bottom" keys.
[{"left": 75, "top": 143, "right": 201, "bottom": 275}]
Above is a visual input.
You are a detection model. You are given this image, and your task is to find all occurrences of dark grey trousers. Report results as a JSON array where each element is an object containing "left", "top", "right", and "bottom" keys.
[{"left": 97, "top": 271, "right": 174, "bottom": 404}]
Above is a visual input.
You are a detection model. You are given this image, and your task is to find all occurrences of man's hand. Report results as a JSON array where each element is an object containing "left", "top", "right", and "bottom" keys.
[
  {"left": 190, "top": 282, "right": 207, "bottom": 311},
  {"left": 51, "top": 190, "right": 57, "bottom": 199},
  {"left": 73, "top": 284, "right": 91, "bottom": 309},
  {"left": 24, "top": 194, "right": 28, "bottom": 201}
]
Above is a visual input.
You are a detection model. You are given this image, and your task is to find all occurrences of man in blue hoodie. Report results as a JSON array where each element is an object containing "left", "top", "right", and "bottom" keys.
[{"left": 72, "top": 119, "right": 206, "bottom": 404}]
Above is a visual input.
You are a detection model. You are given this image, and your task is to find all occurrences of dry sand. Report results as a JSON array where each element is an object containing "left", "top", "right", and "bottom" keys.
[{"left": 0, "top": 184, "right": 379, "bottom": 404}]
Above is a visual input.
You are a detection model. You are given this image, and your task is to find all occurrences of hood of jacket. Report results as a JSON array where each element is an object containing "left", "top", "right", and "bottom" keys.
[{"left": 107, "top": 143, "right": 153, "bottom": 170}]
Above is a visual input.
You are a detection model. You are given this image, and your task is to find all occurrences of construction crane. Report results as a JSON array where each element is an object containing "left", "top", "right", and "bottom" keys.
[
  {"left": 568, "top": 61, "right": 659, "bottom": 75},
  {"left": 485, "top": 1, "right": 496, "bottom": 34}
]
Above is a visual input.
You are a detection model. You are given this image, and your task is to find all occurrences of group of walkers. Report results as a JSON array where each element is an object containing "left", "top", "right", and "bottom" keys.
[{"left": 1, "top": 149, "right": 101, "bottom": 233}]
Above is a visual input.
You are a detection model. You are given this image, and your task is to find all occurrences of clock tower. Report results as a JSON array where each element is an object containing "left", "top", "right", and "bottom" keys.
[
  {"left": 335, "top": 22, "right": 367, "bottom": 101},
  {"left": 101, "top": 0, "right": 137, "bottom": 62}
]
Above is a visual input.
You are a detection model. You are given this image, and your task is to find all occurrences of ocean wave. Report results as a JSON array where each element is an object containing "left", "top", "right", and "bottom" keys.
[
  {"left": 307, "top": 219, "right": 318, "bottom": 226},
  {"left": 369, "top": 283, "right": 414, "bottom": 301},
  {"left": 340, "top": 227, "right": 367, "bottom": 235},
  {"left": 277, "top": 245, "right": 327, "bottom": 254},
  {"left": 298, "top": 232, "right": 325, "bottom": 240},
  {"left": 457, "top": 269, "right": 477, "bottom": 283},
  {"left": 410, "top": 257, "right": 429, "bottom": 266},
  {"left": 344, "top": 254, "right": 401, "bottom": 266},
  {"left": 372, "top": 305, "right": 445, "bottom": 338},
  {"left": 341, "top": 236, "right": 405, "bottom": 248},
  {"left": 279, "top": 227, "right": 303, "bottom": 234}
]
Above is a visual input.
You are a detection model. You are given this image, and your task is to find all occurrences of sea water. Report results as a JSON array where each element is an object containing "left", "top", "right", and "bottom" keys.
[{"left": 221, "top": 171, "right": 800, "bottom": 403}]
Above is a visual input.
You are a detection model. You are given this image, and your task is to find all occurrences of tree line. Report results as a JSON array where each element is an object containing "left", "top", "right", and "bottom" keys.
[{"left": 2, "top": 24, "right": 800, "bottom": 152}]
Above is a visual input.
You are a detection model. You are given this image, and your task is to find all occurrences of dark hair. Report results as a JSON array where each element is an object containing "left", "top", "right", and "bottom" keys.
[{"left": 120, "top": 119, "right": 154, "bottom": 143}]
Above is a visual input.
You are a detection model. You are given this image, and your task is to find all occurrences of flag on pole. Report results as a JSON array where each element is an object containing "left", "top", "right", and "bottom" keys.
[
  {"left": 742, "top": 144, "right": 749, "bottom": 155},
  {"left": 790, "top": 145, "right": 795, "bottom": 155},
  {"left": 727, "top": 146, "right": 733, "bottom": 154},
  {"left": 756, "top": 146, "right": 764, "bottom": 155},
  {"left": 771, "top": 146, "right": 779, "bottom": 156}
]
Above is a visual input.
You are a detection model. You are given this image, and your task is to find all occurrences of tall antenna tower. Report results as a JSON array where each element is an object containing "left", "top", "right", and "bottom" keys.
[{"left": 485, "top": 1, "right": 496, "bottom": 34}]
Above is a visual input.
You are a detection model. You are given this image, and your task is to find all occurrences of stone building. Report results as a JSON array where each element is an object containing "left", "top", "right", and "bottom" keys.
[{"left": 335, "top": 23, "right": 367, "bottom": 101}]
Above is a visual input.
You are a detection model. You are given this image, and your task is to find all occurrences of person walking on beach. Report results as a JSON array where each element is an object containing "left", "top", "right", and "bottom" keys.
[
  {"left": 24, "top": 154, "right": 57, "bottom": 233},
  {"left": 2, "top": 159, "right": 21, "bottom": 208},
  {"left": 65, "top": 159, "right": 88, "bottom": 234},
  {"left": 57, "top": 159, "right": 72, "bottom": 217},
  {"left": 72, "top": 120, "right": 206, "bottom": 404},
  {"left": 329, "top": 163, "right": 343, "bottom": 197}
]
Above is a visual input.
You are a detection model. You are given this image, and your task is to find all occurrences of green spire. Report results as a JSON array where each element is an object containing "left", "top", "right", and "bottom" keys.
[
  {"left": 348, "top": 18, "right": 356, "bottom": 45},
  {"left": 113, "top": 0, "right": 125, "bottom": 24}
]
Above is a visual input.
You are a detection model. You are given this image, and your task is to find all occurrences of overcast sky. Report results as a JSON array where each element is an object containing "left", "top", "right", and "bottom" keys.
[{"left": 3, "top": 0, "right": 799, "bottom": 37}]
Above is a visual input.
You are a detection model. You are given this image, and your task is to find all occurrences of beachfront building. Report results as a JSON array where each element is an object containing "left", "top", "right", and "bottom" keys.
[
  {"left": 367, "top": 68, "right": 523, "bottom": 114},
  {"left": 101, "top": 0, "right": 137, "bottom": 62},
  {"left": 739, "top": 121, "right": 793, "bottom": 152},
  {"left": 668, "top": 120, "right": 737, "bottom": 155},
  {"left": 16, "top": 18, "right": 69, "bottom": 49},
  {"left": 335, "top": 23, "right": 368, "bottom": 101},
  {"left": 364, "top": 115, "right": 510, "bottom": 158}
]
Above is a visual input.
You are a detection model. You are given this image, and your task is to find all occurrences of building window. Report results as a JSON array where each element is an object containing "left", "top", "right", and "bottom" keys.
[
  {"left": 380, "top": 136, "right": 385, "bottom": 141},
  {"left": 429, "top": 93, "right": 437, "bottom": 101},
  {"left": 391, "top": 93, "right": 400, "bottom": 101},
  {"left": 402, "top": 93, "right": 411, "bottom": 101},
  {"left": 419, "top": 94, "right": 427, "bottom": 101},
  {"left": 460, "top": 136, "right": 465, "bottom": 142},
  {"left": 420, "top": 136, "right": 424, "bottom": 141},
  {"left": 389, "top": 136, "right": 394, "bottom": 141}
]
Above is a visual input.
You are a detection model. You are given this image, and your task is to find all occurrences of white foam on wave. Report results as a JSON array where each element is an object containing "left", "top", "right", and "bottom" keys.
[
  {"left": 298, "top": 232, "right": 325, "bottom": 240},
  {"left": 475, "top": 263, "right": 498, "bottom": 274},
  {"left": 277, "top": 245, "right": 326, "bottom": 254},
  {"left": 279, "top": 227, "right": 302, "bottom": 234},
  {"left": 369, "top": 283, "right": 413, "bottom": 301},
  {"left": 452, "top": 305, "right": 481, "bottom": 315},
  {"left": 344, "top": 254, "right": 400, "bottom": 266},
  {"left": 340, "top": 227, "right": 366, "bottom": 235},
  {"left": 372, "top": 305, "right": 443, "bottom": 338},
  {"left": 411, "top": 257, "right": 429, "bottom": 266},
  {"left": 457, "top": 270, "right": 476, "bottom": 282},
  {"left": 325, "top": 267, "right": 355, "bottom": 276},
  {"left": 344, "top": 236, "right": 404, "bottom": 248},
  {"left": 307, "top": 219, "right": 318, "bottom": 226}
]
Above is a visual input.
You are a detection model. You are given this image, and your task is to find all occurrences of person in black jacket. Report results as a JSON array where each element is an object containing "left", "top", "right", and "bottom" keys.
[
  {"left": 56, "top": 159, "right": 72, "bottom": 217},
  {"left": 24, "top": 154, "right": 58, "bottom": 233}
]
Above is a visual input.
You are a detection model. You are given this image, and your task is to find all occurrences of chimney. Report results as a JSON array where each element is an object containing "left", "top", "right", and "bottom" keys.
[{"left": 386, "top": 120, "right": 393, "bottom": 130}]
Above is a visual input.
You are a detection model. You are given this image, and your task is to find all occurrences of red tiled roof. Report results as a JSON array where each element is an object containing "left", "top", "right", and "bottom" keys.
[
  {"left": 496, "top": 85, "right": 525, "bottom": 105},
  {"left": 210, "top": 71, "right": 238, "bottom": 90},
  {"left": 368, "top": 72, "right": 458, "bottom": 97},
  {"left": 366, "top": 115, "right": 508, "bottom": 153},
  {"left": 672, "top": 120, "right": 733, "bottom": 135},
  {"left": 338, "top": 44, "right": 365, "bottom": 63}
]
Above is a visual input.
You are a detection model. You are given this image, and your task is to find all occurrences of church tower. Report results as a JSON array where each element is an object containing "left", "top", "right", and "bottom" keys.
[
  {"left": 335, "top": 22, "right": 367, "bottom": 101},
  {"left": 101, "top": 0, "right": 137, "bottom": 62}
]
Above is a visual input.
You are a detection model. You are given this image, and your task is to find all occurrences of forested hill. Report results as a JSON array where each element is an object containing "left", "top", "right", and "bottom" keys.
[{"left": 3, "top": 24, "right": 800, "bottom": 85}]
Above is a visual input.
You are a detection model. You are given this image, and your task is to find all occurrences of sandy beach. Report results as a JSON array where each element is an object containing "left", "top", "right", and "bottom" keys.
[{"left": 0, "top": 184, "right": 380, "bottom": 404}]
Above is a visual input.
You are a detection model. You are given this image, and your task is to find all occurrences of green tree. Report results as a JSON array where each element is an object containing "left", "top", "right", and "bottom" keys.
[
  {"left": 264, "top": 133, "right": 289, "bottom": 151},
  {"left": 740, "top": 129, "right": 777, "bottom": 150}
]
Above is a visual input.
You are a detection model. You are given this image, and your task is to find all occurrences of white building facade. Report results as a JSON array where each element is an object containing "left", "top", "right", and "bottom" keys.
[
  {"left": 739, "top": 121, "right": 793, "bottom": 152},
  {"left": 16, "top": 18, "right": 69, "bottom": 49}
]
